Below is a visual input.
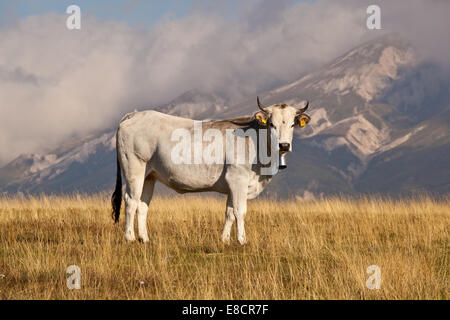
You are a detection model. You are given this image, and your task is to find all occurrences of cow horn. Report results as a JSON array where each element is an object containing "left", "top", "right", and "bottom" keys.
[
  {"left": 297, "top": 101, "right": 309, "bottom": 114},
  {"left": 257, "top": 96, "right": 268, "bottom": 113}
]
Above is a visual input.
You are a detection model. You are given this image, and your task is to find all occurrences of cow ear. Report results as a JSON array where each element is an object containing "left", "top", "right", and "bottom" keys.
[
  {"left": 295, "top": 113, "right": 310, "bottom": 127},
  {"left": 255, "top": 111, "right": 269, "bottom": 126}
]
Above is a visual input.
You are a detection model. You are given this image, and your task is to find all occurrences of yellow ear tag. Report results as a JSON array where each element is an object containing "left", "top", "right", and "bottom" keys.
[
  {"left": 300, "top": 119, "right": 306, "bottom": 127},
  {"left": 262, "top": 119, "right": 267, "bottom": 124}
]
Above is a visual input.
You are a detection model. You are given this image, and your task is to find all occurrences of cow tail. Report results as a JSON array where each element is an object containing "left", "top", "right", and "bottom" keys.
[{"left": 111, "top": 150, "right": 122, "bottom": 223}]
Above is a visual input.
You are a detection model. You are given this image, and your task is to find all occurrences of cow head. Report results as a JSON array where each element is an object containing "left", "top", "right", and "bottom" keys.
[{"left": 254, "top": 96, "right": 310, "bottom": 153}]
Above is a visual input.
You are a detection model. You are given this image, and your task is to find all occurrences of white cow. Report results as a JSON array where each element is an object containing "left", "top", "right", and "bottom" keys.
[{"left": 111, "top": 97, "right": 310, "bottom": 244}]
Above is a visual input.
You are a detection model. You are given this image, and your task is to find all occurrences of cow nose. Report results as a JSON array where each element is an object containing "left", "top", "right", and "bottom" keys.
[{"left": 279, "top": 143, "right": 290, "bottom": 152}]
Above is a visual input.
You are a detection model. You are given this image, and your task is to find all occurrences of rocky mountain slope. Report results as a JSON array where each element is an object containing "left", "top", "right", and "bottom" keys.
[{"left": 1, "top": 34, "right": 449, "bottom": 197}]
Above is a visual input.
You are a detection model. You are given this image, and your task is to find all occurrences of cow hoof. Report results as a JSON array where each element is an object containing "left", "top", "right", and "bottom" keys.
[
  {"left": 138, "top": 237, "right": 150, "bottom": 243},
  {"left": 221, "top": 236, "right": 231, "bottom": 244},
  {"left": 238, "top": 238, "right": 247, "bottom": 246},
  {"left": 125, "top": 233, "right": 136, "bottom": 242}
]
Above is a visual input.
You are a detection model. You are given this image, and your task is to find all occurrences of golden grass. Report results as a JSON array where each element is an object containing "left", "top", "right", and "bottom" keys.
[{"left": 0, "top": 194, "right": 448, "bottom": 300}]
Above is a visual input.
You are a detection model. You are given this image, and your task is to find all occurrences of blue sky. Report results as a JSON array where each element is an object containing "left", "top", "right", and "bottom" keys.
[
  {"left": 0, "top": 0, "right": 314, "bottom": 27},
  {"left": 0, "top": 0, "right": 192, "bottom": 26}
]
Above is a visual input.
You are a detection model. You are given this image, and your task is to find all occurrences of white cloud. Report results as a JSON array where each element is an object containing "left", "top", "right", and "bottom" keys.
[{"left": 0, "top": 0, "right": 448, "bottom": 164}]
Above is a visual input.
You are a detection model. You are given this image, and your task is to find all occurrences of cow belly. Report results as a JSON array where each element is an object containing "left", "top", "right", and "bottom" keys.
[{"left": 152, "top": 163, "right": 225, "bottom": 193}]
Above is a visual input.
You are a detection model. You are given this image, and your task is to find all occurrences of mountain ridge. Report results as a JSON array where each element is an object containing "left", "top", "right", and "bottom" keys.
[{"left": 1, "top": 34, "right": 448, "bottom": 197}]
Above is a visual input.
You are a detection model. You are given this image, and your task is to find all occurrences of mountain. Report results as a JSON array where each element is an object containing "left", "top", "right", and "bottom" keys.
[
  {"left": 1, "top": 34, "right": 449, "bottom": 197},
  {"left": 0, "top": 90, "right": 230, "bottom": 195}
]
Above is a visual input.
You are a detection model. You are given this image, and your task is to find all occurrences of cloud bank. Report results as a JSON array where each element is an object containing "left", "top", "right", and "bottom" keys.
[{"left": 0, "top": 0, "right": 449, "bottom": 164}]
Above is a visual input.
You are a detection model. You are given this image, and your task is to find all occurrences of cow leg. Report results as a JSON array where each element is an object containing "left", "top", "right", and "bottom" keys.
[
  {"left": 123, "top": 162, "right": 146, "bottom": 242},
  {"left": 228, "top": 180, "right": 248, "bottom": 245},
  {"left": 221, "top": 196, "right": 235, "bottom": 244},
  {"left": 234, "top": 194, "right": 248, "bottom": 245},
  {"left": 137, "top": 174, "right": 156, "bottom": 243}
]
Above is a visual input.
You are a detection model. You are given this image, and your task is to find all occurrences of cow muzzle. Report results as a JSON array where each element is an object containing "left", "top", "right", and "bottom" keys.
[{"left": 279, "top": 143, "right": 290, "bottom": 152}]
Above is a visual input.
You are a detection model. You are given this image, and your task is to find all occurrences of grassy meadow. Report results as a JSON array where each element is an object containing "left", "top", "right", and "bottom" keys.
[{"left": 0, "top": 194, "right": 448, "bottom": 299}]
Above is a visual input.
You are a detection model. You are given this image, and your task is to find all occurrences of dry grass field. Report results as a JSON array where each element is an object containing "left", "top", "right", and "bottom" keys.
[{"left": 0, "top": 194, "right": 448, "bottom": 300}]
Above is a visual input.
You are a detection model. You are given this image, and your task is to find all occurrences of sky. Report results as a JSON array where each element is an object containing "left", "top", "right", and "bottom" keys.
[
  {"left": 0, "top": 0, "right": 449, "bottom": 165},
  {"left": 0, "top": 0, "right": 194, "bottom": 27},
  {"left": 0, "top": 0, "right": 314, "bottom": 26}
]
